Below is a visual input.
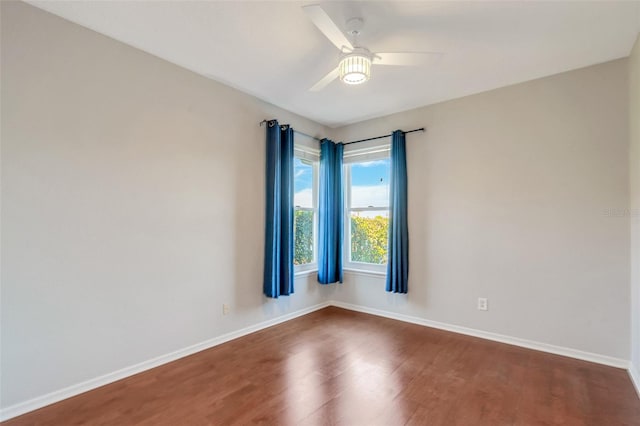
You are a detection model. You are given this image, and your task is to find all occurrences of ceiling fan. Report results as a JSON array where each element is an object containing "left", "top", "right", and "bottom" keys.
[{"left": 303, "top": 4, "right": 443, "bottom": 91}]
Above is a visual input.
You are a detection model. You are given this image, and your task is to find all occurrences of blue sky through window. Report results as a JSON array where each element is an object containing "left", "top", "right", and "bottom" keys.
[
  {"left": 294, "top": 158, "right": 313, "bottom": 208},
  {"left": 351, "top": 160, "right": 390, "bottom": 186},
  {"left": 351, "top": 159, "right": 391, "bottom": 208},
  {"left": 294, "top": 157, "right": 390, "bottom": 208}
]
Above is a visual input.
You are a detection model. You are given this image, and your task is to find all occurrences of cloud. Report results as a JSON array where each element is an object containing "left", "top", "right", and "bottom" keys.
[
  {"left": 294, "top": 184, "right": 390, "bottom": 210},
  {"left": 294, "top": 188, "right": 313, "bottom": 207},
  {"left": 351, "top": 185, "right": 389, "bottom": 208},
  {"left": 352, "top": 160, "right": 388, "bottom": 168},
  {"left": 294, "top": 169, "right": 306, "bottom": 178}
]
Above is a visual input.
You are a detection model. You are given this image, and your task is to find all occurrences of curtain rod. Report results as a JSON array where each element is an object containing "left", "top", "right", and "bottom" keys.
[
  {"left": 343, "top": 128, "right": 425, "bottom": 145},
  {"left": 259, "top": 119, "right": 322, "bottom": 142},
  {"left": 259, "top": 119, "right": 425, "bottom": 145}
]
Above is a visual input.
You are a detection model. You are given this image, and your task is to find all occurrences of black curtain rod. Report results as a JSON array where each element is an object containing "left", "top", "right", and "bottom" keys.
[
  {"left": 259, "top": 119, "right": 322, "bottom": 142},
  {"left": 343, "top": 128, "right": 425, "bottom": 145},
  {"left": 259, "top": 119, "right": 425, "bottom": 145},
  {"left": 294, "top": 130, "right": 322, "bottom": 142}
]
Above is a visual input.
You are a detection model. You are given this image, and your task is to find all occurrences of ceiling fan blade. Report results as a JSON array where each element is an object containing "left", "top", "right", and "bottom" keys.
[
  {"left": 309, "top": 67, "right": 340, "bottom": 92},
  {"left": 303, "top": 5, "right": 353, "bottom": 51},
  {"left": 374, "top": 52, "right": 445, "bottom": 66}
]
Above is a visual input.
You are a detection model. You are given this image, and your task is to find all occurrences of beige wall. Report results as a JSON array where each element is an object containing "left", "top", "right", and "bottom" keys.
[
  {"left": 1, "top": 0, "right": 635, "bottom": 416},
  {"left": 331, "top": 59, "right": 630, "bottom": 360},
  {"left": 0, "top": 1, "right": 331, "bottom": 409},
  {"left": 630, "top": 33, "right": 640, "bottom": 382}
]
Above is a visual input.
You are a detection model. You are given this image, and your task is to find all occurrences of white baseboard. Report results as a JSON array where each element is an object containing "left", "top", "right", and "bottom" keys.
[
  {"left": 630, "top": 363, "right": 640, "bottom": 399},
  {"left": 329, "top": 301, "right": 630, "bottom": 369},
  {"left": 0, "top": 301, "right": 330, "bottom": 422}
]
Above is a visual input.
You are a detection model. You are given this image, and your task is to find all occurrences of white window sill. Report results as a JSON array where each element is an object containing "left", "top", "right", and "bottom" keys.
[
  {"left": 343, "top": 268, "right": 386, "bottom": 279},
  {"left": 294, "top": 268, "right": 387, "bottom": 279},
  {"left": 294, "top": 269, "right": 317, "bottom": 278}
]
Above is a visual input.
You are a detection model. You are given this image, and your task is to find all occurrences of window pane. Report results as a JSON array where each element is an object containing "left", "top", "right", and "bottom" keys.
[
  {"left": 294, "top": 158, "right": 313, "bottom": 208},
  {"left": 294, "top": 210, "right": 314, "bottom": 265},
  {"left": 350, "top": 159, "right": 390, "bottom": 208},
  {"left": 350, "top": 211, "right": 389, "bottom": 264}
]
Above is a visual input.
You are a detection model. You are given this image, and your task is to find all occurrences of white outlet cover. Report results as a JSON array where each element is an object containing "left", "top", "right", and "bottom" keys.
[{"left": 477, "top": 298, "right": 488, "bottom": 311}]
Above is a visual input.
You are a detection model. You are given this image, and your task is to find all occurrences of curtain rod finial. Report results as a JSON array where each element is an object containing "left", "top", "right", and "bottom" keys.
[{"left": 259, "top": 119, "right": 278, "bottom": 127}]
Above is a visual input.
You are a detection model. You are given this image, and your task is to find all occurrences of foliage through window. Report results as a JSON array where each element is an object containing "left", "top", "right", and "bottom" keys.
[
  {"left": 345, "top": 153, "right": 390, "bottom": 271},
  {"left": 294, "top": 155, "right": 317, "bottom": 270},
  {"left": 294, "top": 209, "right": 314, "bottom": 264}
]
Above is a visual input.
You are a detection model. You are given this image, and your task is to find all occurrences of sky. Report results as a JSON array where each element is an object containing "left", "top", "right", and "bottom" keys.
[{"left": 294, "top": 158, "right": 390, "bottom": 209}]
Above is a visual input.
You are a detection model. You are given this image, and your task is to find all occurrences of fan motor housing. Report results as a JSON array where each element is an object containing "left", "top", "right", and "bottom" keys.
[{"left": 346, "top": 17, "right": 364, "bottom": 36}]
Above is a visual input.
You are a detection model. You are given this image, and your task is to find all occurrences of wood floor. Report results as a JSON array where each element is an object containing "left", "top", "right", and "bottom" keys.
[{"left": 4, "top": 307, "right": 639, "bottom": 426}]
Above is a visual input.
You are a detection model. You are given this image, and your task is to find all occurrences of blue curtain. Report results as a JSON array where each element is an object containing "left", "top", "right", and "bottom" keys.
[
  {"left": 386, "top": 130, "right": 409, "bottom": 293},
  {"left": 264, "top": 121, "right": 294, "bottom": 298},
  {"left": 318, "top": 139, "right": 344, "bottom": 284}
]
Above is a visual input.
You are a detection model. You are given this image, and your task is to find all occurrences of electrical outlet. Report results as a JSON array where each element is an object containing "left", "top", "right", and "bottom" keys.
[
  {"left": 223, "top": 304, "right": 230, "bottom": 315},
  {"left": 477, "top": 298, "right": 488, "bottom": 311}
]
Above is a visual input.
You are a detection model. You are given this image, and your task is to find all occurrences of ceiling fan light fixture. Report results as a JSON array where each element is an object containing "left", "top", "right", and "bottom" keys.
[{"left": 339, "top": 52, "right": 371, "bottom": 85}]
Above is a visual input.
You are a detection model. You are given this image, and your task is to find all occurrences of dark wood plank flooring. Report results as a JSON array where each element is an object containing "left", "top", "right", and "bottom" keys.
[{"left": 3, "top": 307, "right": 639, "bottom": 425}]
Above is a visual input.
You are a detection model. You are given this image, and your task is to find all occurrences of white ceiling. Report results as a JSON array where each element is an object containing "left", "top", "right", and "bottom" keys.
[{"left": 27, "top": 1, "right": 640, "bottom": 128}]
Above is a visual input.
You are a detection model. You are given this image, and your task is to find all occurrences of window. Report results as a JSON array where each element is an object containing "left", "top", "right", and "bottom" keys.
[
  {"left": 293, "top": 140, "right": 319, "bottom": 273},
  {"left": 344, "top": 141, "right": 391, "bottom": 273}
]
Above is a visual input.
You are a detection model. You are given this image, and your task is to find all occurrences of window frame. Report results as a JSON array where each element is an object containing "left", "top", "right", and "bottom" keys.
[
  {"left": 343, "top": 138, "right": 391, "bottom": 275},
  {"left": 293, "top": 139, "right": 320, "bottom": 274}
]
